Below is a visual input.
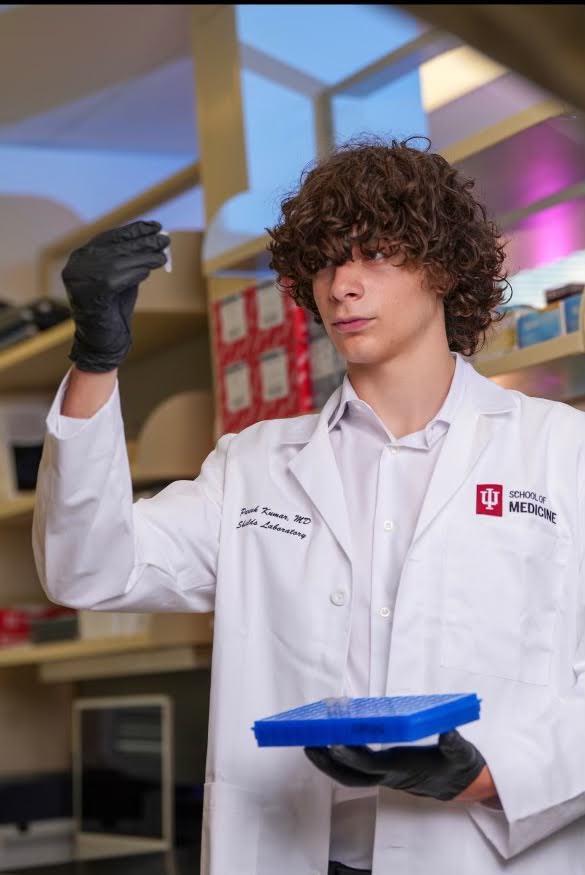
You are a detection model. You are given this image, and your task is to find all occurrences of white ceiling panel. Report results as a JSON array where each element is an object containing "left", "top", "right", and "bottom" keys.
[
  {"left": 0, "top": 4, "right": 203, "bottom": 126},
  {"left": 0, "top": 58, "right": 198, "bottom": 155}
]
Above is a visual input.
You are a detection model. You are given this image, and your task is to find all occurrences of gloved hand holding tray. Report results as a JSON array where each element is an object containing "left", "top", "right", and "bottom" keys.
[{"left": 253, "top": 693, "right": 480, "bottom": 747}]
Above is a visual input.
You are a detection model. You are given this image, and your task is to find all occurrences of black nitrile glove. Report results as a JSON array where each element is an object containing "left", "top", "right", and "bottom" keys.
[
  {"left": 304, "top": 730, "right": 486, "bottom": 802},
  {"left": 62, "top": 220, "right": 169, "bottom": 373}
]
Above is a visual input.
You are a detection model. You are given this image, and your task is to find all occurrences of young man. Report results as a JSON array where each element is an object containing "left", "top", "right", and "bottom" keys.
[{"left": 34, "top": 137, "right": 585, "bottom": 875}]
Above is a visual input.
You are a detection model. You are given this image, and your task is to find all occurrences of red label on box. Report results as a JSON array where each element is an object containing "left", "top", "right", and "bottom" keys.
[{"left": 213, "top": 286, "right": 257, "bottom": 368}]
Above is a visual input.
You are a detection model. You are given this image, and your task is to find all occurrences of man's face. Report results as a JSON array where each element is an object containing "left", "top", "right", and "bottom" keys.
[{"left": 311, "top": 244, "right": 445, "bottom": 367}]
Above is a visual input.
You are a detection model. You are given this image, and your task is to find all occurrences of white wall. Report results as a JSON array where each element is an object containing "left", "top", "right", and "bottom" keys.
[{"left": 0, "top": 195, "right": 81, "bottom": 305}]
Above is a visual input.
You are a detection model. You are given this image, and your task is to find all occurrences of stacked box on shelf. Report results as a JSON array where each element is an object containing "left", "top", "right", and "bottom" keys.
[
  {"left": 543, "top": 283, "right": 584, "bottom": 335},
  {"left": 307, "top": 317, "right": 346, "bottom": 407},
  {"left": 252, "top": 281, "right": 312, "bottom": 422},
  {"left": 563, "top": 292, "right": 583, "bottom": 333},
  {"left": 516, "top": 292, "right": 583, "bottom": 348},
  {"left": 544, "top": 282, "right": 584, "bottom": 305},
  {"left": 517, "top": 303, "right": 564, "bottom": 347},
  {"left": 478, "top": 305, "right": 535, "bottom": 361},
  {"left": 0, "top": 604, "right": 75, "bottom": 648},
  {"left": 213, "top": 285, "right": 256, "bottom": 433},
  {"left": 213, "top": 281, "right": 312, "bottom": 433}
]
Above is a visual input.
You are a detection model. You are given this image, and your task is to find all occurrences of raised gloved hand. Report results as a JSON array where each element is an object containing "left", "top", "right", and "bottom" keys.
[
  {"left": 304, "top": 729, "right": 486, "bottom": 802},
  {"left": 62, "top": 220, "right": 169, "bottom": 373}
]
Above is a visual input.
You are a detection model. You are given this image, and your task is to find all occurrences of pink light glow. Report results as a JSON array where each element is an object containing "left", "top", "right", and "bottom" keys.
[
  {"left": 519, "top": 154, "right": 574, "bottom": 208},
  {"left": 506, "top": 199, "right": 585, "bottom": 274}
]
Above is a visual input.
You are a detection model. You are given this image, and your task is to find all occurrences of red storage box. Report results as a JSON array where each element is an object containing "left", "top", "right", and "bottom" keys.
[{"left": 213, "top": 281, "right": 312, "bottom": 433}]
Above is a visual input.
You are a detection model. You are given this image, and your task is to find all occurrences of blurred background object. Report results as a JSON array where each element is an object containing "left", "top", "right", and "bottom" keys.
[{"left": 402, "top": 5, "right": 585, "bottom": 114}]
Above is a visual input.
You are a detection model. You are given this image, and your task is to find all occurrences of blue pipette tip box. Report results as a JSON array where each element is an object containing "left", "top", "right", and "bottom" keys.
[{"left": 253, "top": 693, "right": 481, "bottom": 747}]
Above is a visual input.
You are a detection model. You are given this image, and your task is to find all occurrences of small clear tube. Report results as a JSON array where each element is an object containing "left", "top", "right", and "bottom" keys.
[{"left": 161, "top": 227, "right": 172, "bottom": 273}]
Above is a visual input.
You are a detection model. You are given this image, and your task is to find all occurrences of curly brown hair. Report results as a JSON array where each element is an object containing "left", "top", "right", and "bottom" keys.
[{"left": 267, "top": 135, "right": 511, "bottom": 356}]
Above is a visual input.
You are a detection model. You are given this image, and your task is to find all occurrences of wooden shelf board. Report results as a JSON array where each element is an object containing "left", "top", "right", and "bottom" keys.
[
  {"left": 475, "top": 331, "right": 584, "bottom": 378},
  {"left": 475, "top": 331, "right": 585, "bottom": 401},
  {"left": 0, "top": 467, "right": 200, "bottom": 525},
  {"left": 203, "top": 234, "right": 272, "bottom": 277},
  {"left": 0, "top": 491, "right": 36, "bottom": 524},
  {"left": 0, "top": 633, "right": 211, "bottom": 668},
  {"left": 39, "top": 643, "right": 212, "bottom": 682},
  {"left": 0, "top": 308, "right": 208, "bottom": 393}
]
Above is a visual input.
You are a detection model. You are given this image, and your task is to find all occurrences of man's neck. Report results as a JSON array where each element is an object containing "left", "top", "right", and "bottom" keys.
[{"left": 347, "top": 344, "right": 457, "bottom": 440}]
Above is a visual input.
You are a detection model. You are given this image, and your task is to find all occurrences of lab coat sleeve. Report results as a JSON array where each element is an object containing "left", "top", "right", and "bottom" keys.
[
  {"left": 466, "top": 444, "right": 585, "bottom": 858},
  {"left": 33, "top": 367, "right": 232, "bottom": 613}
]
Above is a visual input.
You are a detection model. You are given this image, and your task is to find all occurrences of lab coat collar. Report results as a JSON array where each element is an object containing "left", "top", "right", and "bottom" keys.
[
  {"left": 284, "top": 355, "right": 518, "bottom": 561},
  {"left": 283, "top": 353, "right": 518, "bottom": 447},
  {"left": 327, "top": 350, "right": 467, "bottom": 448},
  {"left": 461, "top": 354, "right": 519, "bottom": 415}
]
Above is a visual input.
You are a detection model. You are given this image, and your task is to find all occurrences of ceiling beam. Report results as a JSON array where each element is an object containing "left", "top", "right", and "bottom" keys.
[{"left": 239, "top": 43, "right": 326, "bottom": 98}]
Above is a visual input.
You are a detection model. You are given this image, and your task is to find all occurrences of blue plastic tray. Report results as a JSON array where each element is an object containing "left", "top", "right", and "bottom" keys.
[{"left": 253, "top": 693, "right": 480, "bottom": 747}]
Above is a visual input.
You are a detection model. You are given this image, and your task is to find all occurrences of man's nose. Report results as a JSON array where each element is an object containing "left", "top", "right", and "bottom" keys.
[{"left": 329, "top": 261, "right": 365, "bottom": 302}]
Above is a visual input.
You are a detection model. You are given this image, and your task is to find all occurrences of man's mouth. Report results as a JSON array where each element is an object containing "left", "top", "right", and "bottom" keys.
[{"left": 332, "top": 317, "right": 375, "bottom": 333}]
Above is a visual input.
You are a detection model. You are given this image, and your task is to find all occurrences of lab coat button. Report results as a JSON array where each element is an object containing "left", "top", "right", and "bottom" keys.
[
  {"left": 383, "top": 520, "right": 395, "bottom": 531},
  {"left": 389, "top": 445, "right": 399, "bottom": 455},
  {"left": 379, "top": 606, "right": 392, "bottom": 618},
  {"left": 330, "top": 591, "right": 347, "bottom": 607}
]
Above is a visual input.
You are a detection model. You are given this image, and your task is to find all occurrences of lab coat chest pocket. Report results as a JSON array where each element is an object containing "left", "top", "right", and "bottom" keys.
[{"left": 440, "top": 523, "right": 570, "bottom": 685}]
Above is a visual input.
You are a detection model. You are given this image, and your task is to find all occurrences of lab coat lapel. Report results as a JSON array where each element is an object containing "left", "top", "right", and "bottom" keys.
[
  {"left": 287, "top": 392, "right": 353, "bottom": 564},
  {"left": 410, "top": 362, "right": 517, "bottom": 549},
  {"left": 410, "top": 405, "right": 492, "bottom": 548}
]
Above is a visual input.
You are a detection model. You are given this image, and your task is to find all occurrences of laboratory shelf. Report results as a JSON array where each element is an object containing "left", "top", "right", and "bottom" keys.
[
  {"left": 475, "top": 331, "right": 583, "bottom": 378},
  {"left": 0, "top": 634, "right": 167, "bottom": 667},
  {"left": 473, "top": 283, "right": 585, "bottom": 401},
  {"left": 0, "top": 612, "right": 214, "bottom": 680},
  {"left": 474, "top": 334, "right": 585, "bottom": 401},
  {"left": 0, "top": 460, "right": 201, "bottom": 527},
  {"left": 0, "top": 636, "right": 213, "bottom": 682},
  {"left": 0, "top": 308, "right": 208, "bottom": 394},
  {"left": 0, "top": 635, "right": 210, "bottom": 668}
]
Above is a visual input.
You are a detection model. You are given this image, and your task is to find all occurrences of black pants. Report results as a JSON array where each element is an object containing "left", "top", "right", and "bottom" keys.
[{"left": 328, "top": 862, "right": 372, "bottom": 875}]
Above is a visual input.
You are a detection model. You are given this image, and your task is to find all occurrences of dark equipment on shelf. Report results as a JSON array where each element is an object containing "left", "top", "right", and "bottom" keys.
[{"left": 0, "top": 297, "right": 71, "bottom": 352}]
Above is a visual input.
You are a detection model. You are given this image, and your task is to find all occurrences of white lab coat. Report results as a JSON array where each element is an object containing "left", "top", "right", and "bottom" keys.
[{"left": 33, "top": 356, "right": 585, "bottom": 875}]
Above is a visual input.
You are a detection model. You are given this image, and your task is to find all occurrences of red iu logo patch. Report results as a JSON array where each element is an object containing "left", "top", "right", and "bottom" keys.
[{"left": 476, "top": 484, "right": 503, "bottom": 516}]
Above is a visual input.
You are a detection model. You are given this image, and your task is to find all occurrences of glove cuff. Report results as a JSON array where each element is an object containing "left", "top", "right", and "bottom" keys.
[
  {"left": 69, "top": 335, "right": 131, "bottom": 373},
  {"left": 436, "top": 752, "right": 487, "bottom": 802}
]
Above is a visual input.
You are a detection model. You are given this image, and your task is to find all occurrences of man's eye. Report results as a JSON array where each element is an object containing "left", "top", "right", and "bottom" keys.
[{"left": 362, "top": 250, "right": 385, "bottom": 262}]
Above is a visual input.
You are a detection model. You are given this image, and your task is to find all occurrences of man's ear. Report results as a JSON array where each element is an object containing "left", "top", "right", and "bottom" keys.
[{"left": 424, "top": 264, "right": 452, "bottom": 299}]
